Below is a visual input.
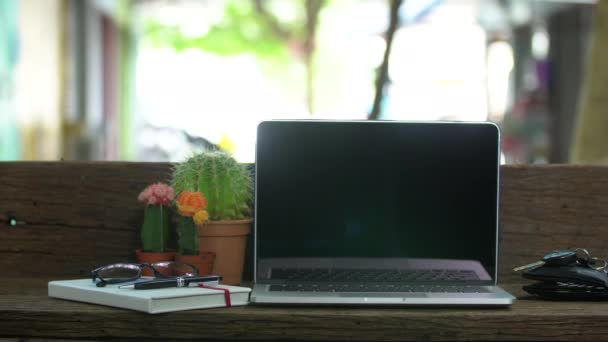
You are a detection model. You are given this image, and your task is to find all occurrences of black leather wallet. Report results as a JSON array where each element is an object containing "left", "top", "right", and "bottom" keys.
[{"left": 522, "top": 264, "right": 608, "bottom": 300}]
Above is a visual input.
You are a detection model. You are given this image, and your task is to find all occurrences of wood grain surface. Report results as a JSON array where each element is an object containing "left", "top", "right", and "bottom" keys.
[
  {"left": 0, "top": 279, "right": 607, "bottom": 341},
  {"left": 2, "top": 162, "right": 608, "bottom": 283},
  {"left": 499, "top": 165, "right": 608, "bottom": 282},
  {"left": 0, "top": 162, "right": 256, "bottom": 280},
  {"left": 3, "top": 162, "right": 608, "bottom": 341}
]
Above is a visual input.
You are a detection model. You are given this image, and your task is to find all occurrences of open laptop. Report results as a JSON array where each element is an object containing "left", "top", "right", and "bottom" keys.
[{"left": 251, "top": 120, "right": 515, "bottom": 305}]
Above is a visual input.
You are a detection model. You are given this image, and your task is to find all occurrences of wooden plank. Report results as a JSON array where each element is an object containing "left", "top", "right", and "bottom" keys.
[
  {"left": 0, "top": 162, "right": 173, "bottom": 278},
  {"left": 499, "top": 165, "right": 608, "bottom": 282},
  {"left": 1, "top": 280, "right": 608, "bottom": 341},
  {"left": 2, "top": 162, "right": 608, "bottom": 283},
  {"left": 0, "top": 340, "right": 98, "bottom": 342}
]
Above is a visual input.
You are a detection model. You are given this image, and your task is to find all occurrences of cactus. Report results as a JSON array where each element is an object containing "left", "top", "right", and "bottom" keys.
[
  {"left": 140, "top": 205, "right": 170, "bottom": 252},
  {"left": 177, "top": 216, "right": 198, "bottom": 255},
  {"left": 138, "top": 183, "right": 174, "bottom": 253},
  {"left": 172, "top": 151, "right": 253, "bottom": 221}
]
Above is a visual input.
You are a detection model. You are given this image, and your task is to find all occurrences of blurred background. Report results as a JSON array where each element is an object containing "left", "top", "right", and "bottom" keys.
[{"left": 0, "top": 0, "right": 603, "bottom": 163}]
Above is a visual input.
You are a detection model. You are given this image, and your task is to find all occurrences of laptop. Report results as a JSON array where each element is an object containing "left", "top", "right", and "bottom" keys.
[{"left": 251, "top": 120, "right": 515, "bottom": 305}]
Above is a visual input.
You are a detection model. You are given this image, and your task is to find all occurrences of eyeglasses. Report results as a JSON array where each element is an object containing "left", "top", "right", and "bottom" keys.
[{"left": 91, "top": 262, "right": 198, "bottom": 287}]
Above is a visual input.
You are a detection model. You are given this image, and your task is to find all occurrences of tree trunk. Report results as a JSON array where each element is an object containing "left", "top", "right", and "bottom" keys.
[
  {"left": 369, "top": 0, "right": 403, "bottom": 120},
  {"left": 570, "top": 2, "right": 608, "bottom": 163},
  {"left": 304, "top": 0, "right": 324, "bottom": 115}
]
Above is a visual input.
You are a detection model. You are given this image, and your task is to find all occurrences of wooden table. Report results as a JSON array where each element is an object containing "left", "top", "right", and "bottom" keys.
[
  {"left": 1, "top": 279, "right": 607, "bottom": 341},
  {"left": 2, "top": 162, "right": 608, "bottom": 340}
]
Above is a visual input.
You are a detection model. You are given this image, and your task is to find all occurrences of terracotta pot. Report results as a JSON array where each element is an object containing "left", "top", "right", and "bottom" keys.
[
  {"left": 175, "top": 252, "right": 216, "bottom": 276},
  {"left": 135, "top": 249, "right": 175, "bottom": 276},
  {"left": 197, "top": 219, "right": 252, "bottom": 285}
]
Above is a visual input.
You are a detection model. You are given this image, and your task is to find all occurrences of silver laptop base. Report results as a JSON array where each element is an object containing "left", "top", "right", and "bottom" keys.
[{"left": 251, "top": 284, "right": 515, "bottom": 305}]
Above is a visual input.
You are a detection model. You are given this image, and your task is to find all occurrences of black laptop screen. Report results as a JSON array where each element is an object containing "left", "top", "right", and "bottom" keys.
[{"left": 255, "top": 121, "right": 499, "bottom": 279}]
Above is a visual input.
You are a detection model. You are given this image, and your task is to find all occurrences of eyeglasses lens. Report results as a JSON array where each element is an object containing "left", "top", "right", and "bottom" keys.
[
  {"left": 153, "top": 262, "right": 198, "bottom": 277},
  {"left": 97, "top": 264, "right": 140, "bottom": 282}
]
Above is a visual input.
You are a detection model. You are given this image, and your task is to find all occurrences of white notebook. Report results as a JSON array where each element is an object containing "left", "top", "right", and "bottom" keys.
[{"left": 48, "top": 279, "right": 251, "bottom": 314}]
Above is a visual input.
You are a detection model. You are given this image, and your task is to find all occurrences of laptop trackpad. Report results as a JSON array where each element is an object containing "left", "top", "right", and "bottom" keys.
[{"left": 339, "top": 293, "right": 427, "bottom": 298}]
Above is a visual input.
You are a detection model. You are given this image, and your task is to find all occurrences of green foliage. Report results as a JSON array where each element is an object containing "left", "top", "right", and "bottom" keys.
[
  {"left": 177, "top": 216, "right": 198, "bottom": 255},
  {"left": 143, "top": 0, "right": 291, "bottom": 61},
  {"left": 172, "top": 151, "right": 253, "bottom": 221},
  {"left": 140, "top": 205, "right": 170, "bottom": 253}
]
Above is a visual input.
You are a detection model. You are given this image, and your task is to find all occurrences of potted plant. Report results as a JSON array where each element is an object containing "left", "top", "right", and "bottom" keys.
[
  {"left": 174, "top": 190, "right": 215, "bottom": 275},
  {"left": 172, "top": 150, "right": 253, "bottom": 285},
  {"left": 136, "top": 183, "right": 175, "bottom": 274}
]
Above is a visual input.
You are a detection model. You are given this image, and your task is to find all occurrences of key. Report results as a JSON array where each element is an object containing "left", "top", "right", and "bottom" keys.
[{"left": 514, "top": 250, "right": 578, "bottom": 272}]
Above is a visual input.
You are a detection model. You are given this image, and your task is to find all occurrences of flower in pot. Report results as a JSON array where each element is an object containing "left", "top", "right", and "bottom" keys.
[
  {"left": 174, "top": 191, "right": 216, "bottom": 275},
  {"left": 172, "top": 150, "right": 253, "bottom": 285},
  {"left": 136, "top": 183, "right": 175, "bottom": 274}
]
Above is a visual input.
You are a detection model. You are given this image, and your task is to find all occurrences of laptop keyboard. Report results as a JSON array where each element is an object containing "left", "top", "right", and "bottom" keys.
[
  {"left": 269, "top": 283, "right": 489, "bottom": 293},
  {"left": 268, "top": 268, "right": 487, "bottom": 293},
  {"left": 270, "top": 268, "right": 480, "bottom": 282}
]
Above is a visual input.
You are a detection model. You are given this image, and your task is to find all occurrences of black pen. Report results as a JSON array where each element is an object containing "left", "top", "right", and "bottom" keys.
[{"left": 118, "top": 275, "right": 222, "bottom": 290}]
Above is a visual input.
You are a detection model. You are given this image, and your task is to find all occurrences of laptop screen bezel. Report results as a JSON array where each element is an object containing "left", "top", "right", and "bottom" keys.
[{"left": 253, "top": 120, "right": 501, "bottom": 286}]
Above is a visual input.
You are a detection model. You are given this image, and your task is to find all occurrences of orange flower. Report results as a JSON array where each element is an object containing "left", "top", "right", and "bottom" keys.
[{"left": 176, "top": 191, "right": 207, "bottom": 217}]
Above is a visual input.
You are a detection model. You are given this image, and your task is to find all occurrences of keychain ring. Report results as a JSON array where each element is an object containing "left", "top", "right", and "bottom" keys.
[
  {"left": 573, "top": 248, "right": 607, "bottom": 270},
  {"left": 590, "top": 257, "right": 608, "bottom": 271},
  {"left": 574, "top": 248, "right": 591, "bottom": 262}
]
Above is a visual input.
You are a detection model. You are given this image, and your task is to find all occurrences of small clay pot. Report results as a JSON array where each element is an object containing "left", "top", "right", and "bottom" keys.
[
  {"left": 175, "top": 252, "right": 216, "bottom": 276},
  {"left": 197, "top": 219, "right": 252, "bottom": 285},
  {"left": 135, "top": 249, "right": 176, "bottom": 276}
]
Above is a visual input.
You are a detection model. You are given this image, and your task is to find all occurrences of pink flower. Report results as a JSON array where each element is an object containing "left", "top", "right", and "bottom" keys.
[
  {"left": 138, "top": 188, "right": 150, "bottom": 202},
  {"left": 154, "top": 186, "right": 167, "bottom": 197},
  {"left": 138, "top": 189, "right": 150, "bottom": 203},
  {"left": 138, "top": 183, "right": 174, "bottom": 207}
]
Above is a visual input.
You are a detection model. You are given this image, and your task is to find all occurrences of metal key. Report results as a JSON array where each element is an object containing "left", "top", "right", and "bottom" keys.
[{"left": 513, "top": 250, "right": 578, "bottom": 272}]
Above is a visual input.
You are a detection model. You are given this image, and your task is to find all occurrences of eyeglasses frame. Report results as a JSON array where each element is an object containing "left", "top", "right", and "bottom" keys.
[{"left": 91, "top": 261, "right": 199, "bottom": 287}]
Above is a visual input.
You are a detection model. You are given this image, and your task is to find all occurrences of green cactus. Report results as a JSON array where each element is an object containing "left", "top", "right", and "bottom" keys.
[
  {"left": 172, "top": 151, "right": 253, "bottom": 220},
  {"left": 140, "top": 205, "right": 170, "bottom": 252},
  {"left": 177, "top": 216, "right": 198, "bottom": 255}
]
